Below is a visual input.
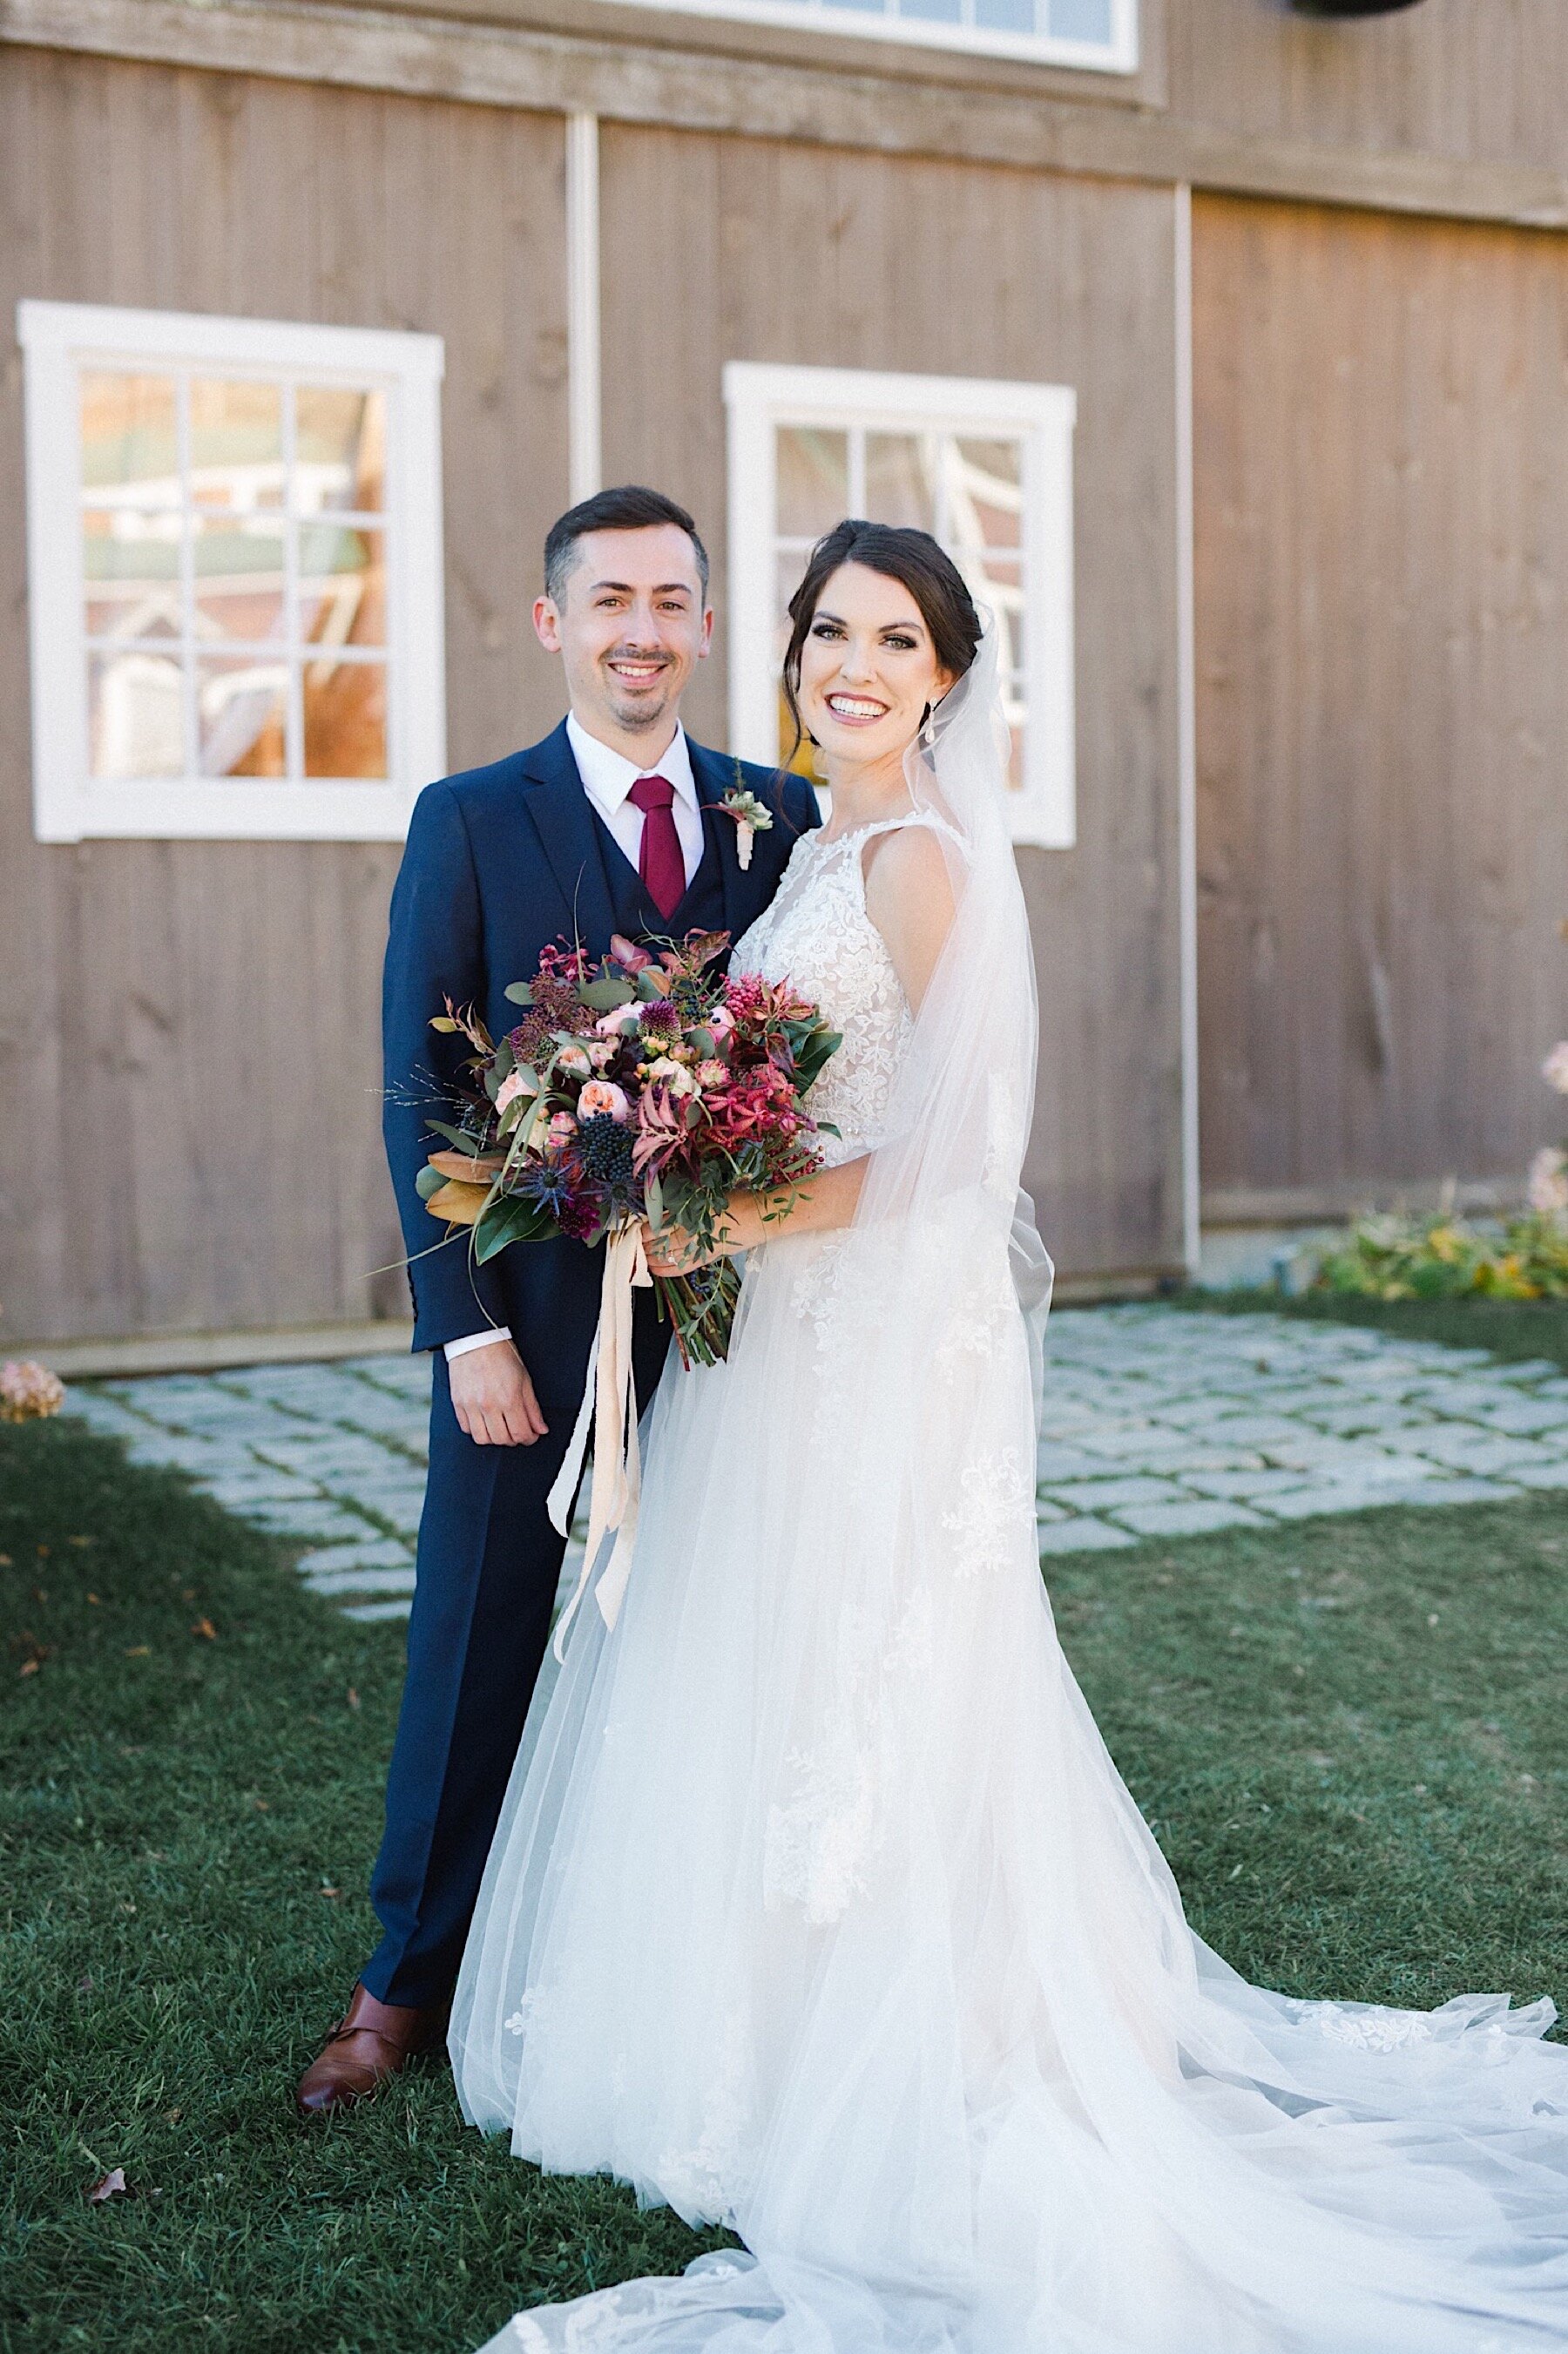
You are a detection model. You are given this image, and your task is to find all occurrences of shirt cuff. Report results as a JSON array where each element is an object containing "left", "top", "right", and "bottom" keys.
[{"left": 443, "top": 1329, "right": 512, "bottom": 1363}]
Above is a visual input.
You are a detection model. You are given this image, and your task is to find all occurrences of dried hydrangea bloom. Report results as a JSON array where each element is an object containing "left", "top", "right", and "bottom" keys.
[{"left": 0, "top": 1360, "right": 65, "bottom": 1423}]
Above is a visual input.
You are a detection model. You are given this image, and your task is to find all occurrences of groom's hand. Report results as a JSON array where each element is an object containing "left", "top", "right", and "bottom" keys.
[{"left": 449, "top": 1342, "right": 549, "bottom": 1447}]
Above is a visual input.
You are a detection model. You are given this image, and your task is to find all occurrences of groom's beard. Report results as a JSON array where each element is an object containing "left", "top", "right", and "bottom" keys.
[{"left": 598, "top": 646, "right": 684, "bottom": 736}]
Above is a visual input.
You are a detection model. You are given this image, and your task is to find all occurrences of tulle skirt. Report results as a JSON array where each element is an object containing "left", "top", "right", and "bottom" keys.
[{"left": 450, "top": 1214, "right": 1568, "bottom": 2352}]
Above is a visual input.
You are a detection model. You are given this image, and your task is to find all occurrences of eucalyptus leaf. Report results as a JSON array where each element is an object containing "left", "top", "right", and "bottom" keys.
[
  {"left": 504, "top": 981, "right": 534, "bottom": 1006},
  {"left": 415, "top": 1163, "right": 446, "bottom": 1200},
  {"left": 579, "top": 975, "right": 636, "bottom": 1011},
  {"left": 424, "top": 1119, "right": 483, "bottom": 1153}
]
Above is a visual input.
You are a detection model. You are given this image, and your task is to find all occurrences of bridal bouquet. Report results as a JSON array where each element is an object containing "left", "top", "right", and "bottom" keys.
[{"left": 419, "top": 930, "right": 840, "bottom": 1365}]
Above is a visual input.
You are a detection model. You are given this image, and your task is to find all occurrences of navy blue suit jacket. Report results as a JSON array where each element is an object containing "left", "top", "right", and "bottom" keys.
[{"left": 382, "top": 720, "right": 820, "bottom": 1370}]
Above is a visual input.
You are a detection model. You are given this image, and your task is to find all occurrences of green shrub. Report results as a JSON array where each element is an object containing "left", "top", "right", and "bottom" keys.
[{"left": 1317, "top": 1210, "right": 1568, "bottom": 1302}]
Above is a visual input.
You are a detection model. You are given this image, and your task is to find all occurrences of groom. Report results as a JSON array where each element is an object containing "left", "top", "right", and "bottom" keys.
[{"left": 297, "top": 485, "right": 818, "bottom": 2114}]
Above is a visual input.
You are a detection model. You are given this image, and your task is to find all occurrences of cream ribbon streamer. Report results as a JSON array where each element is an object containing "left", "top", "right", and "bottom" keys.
[{"left": 546, "top": 1221, "right": 653, "bottom": 1661}]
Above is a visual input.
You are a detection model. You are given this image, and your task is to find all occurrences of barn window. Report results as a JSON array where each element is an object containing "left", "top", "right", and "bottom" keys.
[
  {"left": 605, "top": 0, "right": 1136, "bottom": 71},
  {"left": 723, "top": 362, "right": 1078, "bottom": 848},
  {"left": 18, "top": 301, "right": 445, "bottom": 842}
]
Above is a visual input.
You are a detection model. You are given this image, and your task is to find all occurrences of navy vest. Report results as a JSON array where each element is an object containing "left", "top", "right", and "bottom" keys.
[{"left": 589, "top": 799, "right": 733, "bottom": 952}]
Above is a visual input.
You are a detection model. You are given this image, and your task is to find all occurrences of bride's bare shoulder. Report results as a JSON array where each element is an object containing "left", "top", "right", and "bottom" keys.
[{"left": 862, "top": 822, "right": 956, "bottom": 1008}]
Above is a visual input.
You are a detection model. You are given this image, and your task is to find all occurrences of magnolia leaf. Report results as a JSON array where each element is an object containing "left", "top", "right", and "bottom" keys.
[{"left": 504, "top": 981, "right": 534, "bottom": 1006}]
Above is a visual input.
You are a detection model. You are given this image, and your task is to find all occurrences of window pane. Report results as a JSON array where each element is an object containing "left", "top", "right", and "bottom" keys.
[
  {"left": 975, "top": 0, "right": 1035, "bottom": 29},
  {"left": 865, "top": 433, "right": 936, "bottom": 531},
  {"left": 295, "top": 387, "right": 386, "bottom": 515},
  {"left": 84, "top": 508, "right": 182, "bottom": 641},
  {"left": 193, "top": 514, "right": 287, "bottom": 644},
  {"left": 197, "top": 658, "right": 287, "bottom": 777},
  {"left": 189, "top": 380, "right": 284, "bottom": 511},
  {"left": 1049, "top": 0, "right": 1112, "bottom": 40},
  {"left": 900, "top": 0, "right": 963, "bottom": 21},
  {"left": 299, "top": 523, "right": 386, "bottom": 649},
  {"left": 80, "top": 373, "right": 179, "bottom": 498},
  {"left": 955, "top": 438, "right": 1024, "bottom": 551},
  {"left": 89, "top": 650, "right": 183, "bottom": 778},
  {"left": 304, "top": 658, "right": 387, "bottom": 778},
  {"left": 777, "top": 428, "right": 848, "bottom": 542}
]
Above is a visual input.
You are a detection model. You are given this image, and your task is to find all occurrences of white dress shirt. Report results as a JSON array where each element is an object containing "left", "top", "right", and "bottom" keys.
[{"left": 445, "top": 714, "right": 707, "bottom": 1365}]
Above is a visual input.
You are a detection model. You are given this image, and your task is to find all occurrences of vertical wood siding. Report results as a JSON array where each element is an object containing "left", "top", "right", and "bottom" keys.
[
  {"left": 0, "top": 51, "right": 571, "bottom": 1342},
  {"left": 598, "top": 126, "right": 1186, "bottom": 1278},
  {"left": 1170, "top": 0, "right": 1568, "bottom": 182},
  {"left": 1193, "top": 193, "right": 1568, "bottom": 1212}
]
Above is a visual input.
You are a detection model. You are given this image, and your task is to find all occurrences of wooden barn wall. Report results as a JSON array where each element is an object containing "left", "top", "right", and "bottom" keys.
[
  {"left": 0, "top": 50, "right": 571, "bottom": 1343},
  {"left": 1169, "top": 0, "right": 1568, "bottom": 183},
  {"left": 596, "top": 126, "right": 1186, "bottom": 1277},
  {"left": 1193, "top": 193, "right": 1568, "bottom": 1218}
]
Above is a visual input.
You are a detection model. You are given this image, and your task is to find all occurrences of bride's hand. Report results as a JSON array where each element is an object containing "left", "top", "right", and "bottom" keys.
[
  {"left": 641, "top": 1220, "right": 711, "bottom": 1277},
  {"left": 641, "top": 1197, "right": 755, "bottom": 1275}
]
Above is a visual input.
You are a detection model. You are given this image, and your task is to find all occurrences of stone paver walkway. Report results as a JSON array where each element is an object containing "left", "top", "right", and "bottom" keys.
[{"left": 62, "top": 1308, "right": 1568, "bottom": 1621}]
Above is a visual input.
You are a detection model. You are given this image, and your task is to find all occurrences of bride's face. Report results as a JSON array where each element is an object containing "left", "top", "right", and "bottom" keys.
[{"left": 796, "top": 563, "right": 956, "bottom": 773}]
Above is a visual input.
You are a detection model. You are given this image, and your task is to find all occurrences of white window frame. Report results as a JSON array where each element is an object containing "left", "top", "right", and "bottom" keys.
[
  {"left": 19, "top": 300, "right": 446, "bottom": 843},
  {"left": 602, "top": 0, "right": 1137, "bottom": 74},
  {"left": 724, "top": 361, "right": 1078, "bottom": 849}
]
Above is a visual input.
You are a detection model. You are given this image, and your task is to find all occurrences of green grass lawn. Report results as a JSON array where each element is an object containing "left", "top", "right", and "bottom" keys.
[{"left": 3, "top": 1409, "right": 1567, "bottom": 2352}]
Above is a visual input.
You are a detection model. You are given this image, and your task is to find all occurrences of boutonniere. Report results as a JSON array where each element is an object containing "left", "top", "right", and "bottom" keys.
[{"left": 720, "top": 772, "right": 774, "bottom": 872}]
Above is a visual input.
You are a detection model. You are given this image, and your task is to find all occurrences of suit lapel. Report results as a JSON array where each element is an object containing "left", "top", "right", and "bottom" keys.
[
  {"left": 516, "top": 720, "right": 618, "bottom": 949},
  {"left": 688, "top": 738, "right": 749, "bottom": 947}
]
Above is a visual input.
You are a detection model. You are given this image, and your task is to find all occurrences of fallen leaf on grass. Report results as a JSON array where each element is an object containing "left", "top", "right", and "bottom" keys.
[
  {"left": 125, "top": 1646, "right": 150, "bottom": 1658},
  {"left": 347, "top": 1687, "right": 360, "bottom": 1712},
  {"left": 32, "top": 1586, "right": 47, "bottom": 1603},
  {"left": 0, "top": 1552, "right": 11, "bottom": 1566},
  {"left": 319, "top": 1884, "right": 343, "bottom": 1900},
  {"left": 190, "top": 1617, "right": 218, "bottom": 1641},
  {"left": 69, "top": 1535, "right": 92, "bottom": 1547},
  {"left": 86, "top": 1592, "right": 101, "bottom": 1605},
  {"left": 13, "top": 1632, "right": 52, "bottom": 1676},
  {"left": 86, "top": 2168, "right": 127, "bottom": 2203}
]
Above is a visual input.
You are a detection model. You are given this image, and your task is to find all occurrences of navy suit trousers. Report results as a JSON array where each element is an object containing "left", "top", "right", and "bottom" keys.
[{"left": 364, "top": 1298, "right": 672, "bottom": 2010}]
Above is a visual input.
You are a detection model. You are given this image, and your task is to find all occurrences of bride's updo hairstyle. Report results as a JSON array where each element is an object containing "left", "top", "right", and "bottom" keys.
[{"left": 781, "top": 520, "right": 983, "bottom": 761}]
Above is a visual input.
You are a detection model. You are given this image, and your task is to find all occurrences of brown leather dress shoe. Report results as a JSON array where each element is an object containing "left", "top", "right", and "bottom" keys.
[{"left": 295, "top": 1982, "right": 449, "bottom": 2117}]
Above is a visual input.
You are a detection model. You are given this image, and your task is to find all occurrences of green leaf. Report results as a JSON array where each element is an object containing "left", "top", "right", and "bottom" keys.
[
  {"left": 414, "top": 1163, "right": 446, "bottom": 1200},
  {"left": 578, "top": 975, "right": 636, "bottom": 1011},
  {"left": 645, "top": 1173, "right": 665, "bottom": 1234},
  {"left": 636, "top": 970, "right": 668, "bottom": 1002},
  {"left": 503, "top": 981, "right": 534, "bottom": 1006},
  {"left": 423, "top": 1119, "right": 483, "bottom": 1153},
  {"left": 429, "top": 1015, "right": 461, "bottom": 1033},
  {"left": 474, "top": 1196, "right": 553, "bottom": 1263}
]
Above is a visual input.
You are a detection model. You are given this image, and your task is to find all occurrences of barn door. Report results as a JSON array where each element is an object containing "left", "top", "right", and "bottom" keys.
[{"left": 1192, "top": 194, "right": 1568, "bottom": 1224}]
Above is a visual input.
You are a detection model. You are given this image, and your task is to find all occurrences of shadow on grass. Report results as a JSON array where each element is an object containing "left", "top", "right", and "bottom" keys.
[{"left": 3, "top": 1413, "right": 1566, "bottom": 2349}]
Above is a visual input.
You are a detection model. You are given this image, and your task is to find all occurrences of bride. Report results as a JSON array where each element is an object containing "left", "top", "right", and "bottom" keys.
[{"left": 449, "top": 523, "right": 1568, "bottom": 2351}]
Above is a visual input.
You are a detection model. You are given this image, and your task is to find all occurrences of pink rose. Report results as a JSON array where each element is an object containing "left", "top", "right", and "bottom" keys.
[
  {"left": 545, "top": 1111, "right": 578, "bottom": 1155},
  {"left": 596, "top": 1005, "right": 641, "bottom": 1036},
  {"left": 706, "top": 1004, "right": 734, "bottom": 1042},
  {"left": 1543, "top": 1042, "right": 1568, "bottom": 1097},
  {"left": 578, "top": 1079, "right": 632, "bottom": 1123}
]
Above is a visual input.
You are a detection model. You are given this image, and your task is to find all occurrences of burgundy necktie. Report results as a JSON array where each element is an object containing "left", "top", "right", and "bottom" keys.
[{"left": 627, "top": 773, "right": 685, "bottom": 921}]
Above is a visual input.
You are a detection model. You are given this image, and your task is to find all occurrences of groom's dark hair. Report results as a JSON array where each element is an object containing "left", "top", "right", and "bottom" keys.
[{"left": 544, "top": 485, "right": 710, "bottom": 605}]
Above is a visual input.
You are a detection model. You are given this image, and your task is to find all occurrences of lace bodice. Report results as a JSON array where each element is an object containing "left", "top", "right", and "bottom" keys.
[{"left": 732, "top": 816, "right": 933, "bottom": 1167}]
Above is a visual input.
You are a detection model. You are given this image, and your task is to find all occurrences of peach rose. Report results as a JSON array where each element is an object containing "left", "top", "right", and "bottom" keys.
[
  {"left": 578, "top": 1079, "right": 632, "bottom": 1123},
  {"left": 555, "top": 1044, "right": 592, "bottom": 1078},
  {"left": 495, "top": 1068, "right": 535, "bottom": 1115}
]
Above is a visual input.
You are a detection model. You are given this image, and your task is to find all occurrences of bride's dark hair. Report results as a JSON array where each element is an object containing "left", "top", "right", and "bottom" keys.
[{"left": 781, "top": 520, "right": 983, "bottom": 762}]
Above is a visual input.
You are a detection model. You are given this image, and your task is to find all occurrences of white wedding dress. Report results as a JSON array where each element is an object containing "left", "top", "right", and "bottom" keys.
[{"left": 451, "top": 644, "right": 1568, "bottom": 2353}]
